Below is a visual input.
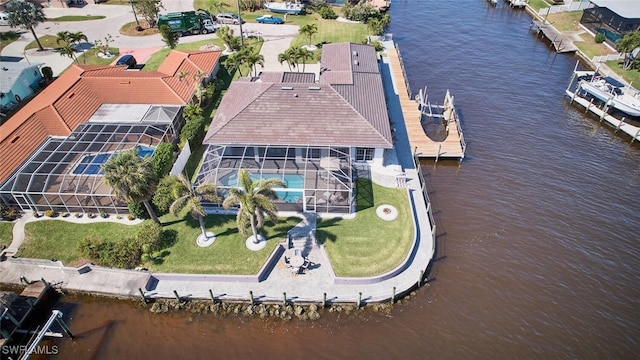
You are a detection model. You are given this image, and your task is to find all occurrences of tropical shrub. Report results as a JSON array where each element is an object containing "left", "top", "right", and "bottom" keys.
[
  {"left": 44, "top": 209, "right": 56, "bottom": 217},
  {"left": 318, "top": 5, "right": 338, "bottom": 20},
  {"left": 135, "top": 220, "right": 163, "bottom": 253},
  {"left": 152, "top": 142, "right": 174, "bottom": 178},
  {"left": 179, "top": 115, "right": 206, "bottom": 148},
  {"left": 152, "top": 175, "right": 181, "bottom": 214},
  {"left": 595, "top": 32, "right": 605, "bottom": 44},
  {"left": 128, "top": 201, "right": 150, "bottom": 219}
]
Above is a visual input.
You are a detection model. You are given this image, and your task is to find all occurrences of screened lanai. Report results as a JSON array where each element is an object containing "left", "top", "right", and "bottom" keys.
[
  {"left": 0, "top": 106, "right": 180, "bottom": 214},
  {"left": 195, "top": 145, "right": 354, "bottom": 214}
]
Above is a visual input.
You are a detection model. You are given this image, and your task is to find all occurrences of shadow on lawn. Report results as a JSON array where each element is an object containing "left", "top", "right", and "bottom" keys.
[
  {"left": 356, "top": 178, "right": 374, "bottom": 211},
  {"left": 315, "top": 217, "right": 344, "bottom": 244}
]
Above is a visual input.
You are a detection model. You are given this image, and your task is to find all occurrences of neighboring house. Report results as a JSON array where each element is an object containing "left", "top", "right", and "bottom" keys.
[
  {"left": 0, "top": 62, "right": 44, "bottom": 113},
  {"left": 195, "top": 43, "right": 392, "bottom": 214},
  {"left": 581, "top": 0, "right": 640, "bottom": 45},
  {"left": 0, "top": 50, "right": 222, "bottom": 214}
]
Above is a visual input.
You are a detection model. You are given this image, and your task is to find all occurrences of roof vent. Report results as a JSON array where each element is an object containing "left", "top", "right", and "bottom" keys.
[
  {"left": 10, "top": 136, "right": 20, "bottom": 144},
  {"left": 1, "top": 67, "right": 8, "bottom": 71},
  {"left": 67, "top": 93, "right": 75, "bottom": 99},
  {"left": 352, "top": 51, "right": 358, "bottom": 57},
  {"left": 308, "top": 86, "right": 321, "bottom": 90},
  {"left": 293, "top": 94, "right": 298, "bottom": 98},
  {"left": 354, "top": 60, "right": 359, "bottom": 66},
  {"left": 281, "top": 86, "right": 294, "bottom": 90},
  {"left": 120, "top": 81, "right": 131, "bottom": 84}
]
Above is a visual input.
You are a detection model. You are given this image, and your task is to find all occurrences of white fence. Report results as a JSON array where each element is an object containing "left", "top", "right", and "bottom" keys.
[
  {"left": 538, "top": 1, "right": 592, "bottom": 16},
  {"left": 592, "top": 53, "right": 624, "bottom": 63},
  {"left": 169, "top": 142, "right": 191, "bottom": 177}
]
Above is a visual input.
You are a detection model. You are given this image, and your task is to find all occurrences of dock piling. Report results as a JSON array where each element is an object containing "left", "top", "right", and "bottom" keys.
[
  {"left": 138, "top": 288, "right": 147, "bottom": 303},
  {"left": 249, "top": 291, "right": 254, "bottom": 305}
]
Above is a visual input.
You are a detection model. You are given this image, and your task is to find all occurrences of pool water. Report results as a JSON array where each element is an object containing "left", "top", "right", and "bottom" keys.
[
  {"left": 73, "top": 146, "right": 155, "bottom": 175},
  {"left": 220, "top": 172, "right": 304, "bottom": 203}
]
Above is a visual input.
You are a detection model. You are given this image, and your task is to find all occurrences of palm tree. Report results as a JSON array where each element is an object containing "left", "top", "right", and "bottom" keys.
[
  {"left": 241, "top": 48, "right": 264, "bottom": 77},
  {"left": 208, "top": 0, "right": 228, "bottom": 14},
  {"left": 6, "top": 0, "right": 47, "bottom": 52},
  {"left": 58, "top": 43, "right": 78, "bottom": 64},
  {"left": 170, "top": 174, "right": 221, "bottom": 240},
  {"left": 69, "top": 31, "right": 89, "bottom": 64},
  {"left": 222, "top": 170, "right": 285, "bottom": 245},
  {"left": 299, "top": 23, "right": 318, "bottom": 47},
  {"left": 278, "top": 48, "right": 297, "bottom": 72},
  {"left": 223, "top": 51, "right": 245, "bottom": 77},
  {"left": 102, "top": 148, "right": 160, "bottom": 223},
  {"left": 295, "top": 46, "right": 314, "bottom": 73},
  {"left": 217, "top": 26, "right": 235, "bottom": 52}
]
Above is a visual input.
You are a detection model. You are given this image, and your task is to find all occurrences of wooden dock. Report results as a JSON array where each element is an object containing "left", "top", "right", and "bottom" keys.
[
  {"left": 387, "top": 46, "right": 465, "bottom": 159},
  {"left": 532, "top": 21, "right": 578, "bottom": 53}
]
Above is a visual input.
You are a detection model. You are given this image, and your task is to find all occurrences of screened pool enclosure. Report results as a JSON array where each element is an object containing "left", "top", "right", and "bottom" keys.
[
  {"left": 0, "top": 106, "right": 180, "bottom": 214},
  {"left": 195, "top": 145, "right": 354, "bottom": 214}
]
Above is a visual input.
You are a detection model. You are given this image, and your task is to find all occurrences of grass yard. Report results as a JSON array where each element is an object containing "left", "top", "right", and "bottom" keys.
[
  {"left": 18, "top": 221, "right": 138, "bottom": 264},
  {"left": 24, "top": 35, "right": 59, "bottom": 50},
  {"left": 0, "top": 222, "right": 13, "bottom": 248},
  {"left": 17, "top": 214, "right": 300, "bottom": 274},
  {"left": 606, "top": 60, "right": 640, "bottom": 88},
  {"left": 318, "top": 179, "right": 413, "bottom": 277},
  {"left": 143, "top": 38, "right": 228, "bottom": 70},
  {"left": 574, "top": 33, "right": 616, "bottom": 59},
  {"left": 47, "top": 15, "right": 105, "bottom": 22},
  {"left": 0, "top": 31, "right": 20, "bottom": 53},
  {"left": 147, "top": 213, "right": 300, "bottom": 274},
  {"left": 546, "top": 11, "right": 583, "bottom": 32}
]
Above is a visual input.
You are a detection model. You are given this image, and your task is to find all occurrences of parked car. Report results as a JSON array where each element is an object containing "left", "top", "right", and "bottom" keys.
[
  {"left": 0, "top": 12, "right": 9, "bottom": 26},
  {"left": 256, "top": 15, "right": 284, "bottom": 24},
  {"left": 116, "top": 55, "right": 137, "bottom": 69},
  {"left": 216, "top": 13, "right": 243, "bottom": 25}
]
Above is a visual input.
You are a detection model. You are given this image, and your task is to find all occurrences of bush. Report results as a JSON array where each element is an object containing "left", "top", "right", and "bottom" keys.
[
  {"left": 153, "top": 176, "right": 180, "bottom": 214},
  {"left": 136, "top": 220, "right": 163, "bottom": 253},
  {"left": 342, "top": 1, "right": 380, "bottom": 22},
  {"left": 128, "top": 202, "right": 150, "bottom": 219},
  {"left": 595, "top": 32, "right": 605, "bottom": 43},
  {"left": 77, "top": 236, "right": 142, "bottom": 269},
  {"left": 1, "top": 205, "right": 20, "bottom": 221},
  {"left": 179, "top": 115, "right": 206, "bottom": 148},
  {"left": 183, "top": 103, "right": 203, "bottom": 121},
  {"left": 318, "top": 5, "right": 338, "bottom": 19},
  {"left": 152, "top": 142, "right": 175, "bottom": 178},
  {"left": 78, "top": 236, "right": 102, "bottom": 260},
  {"left": 99, "top": 211, "right": 108, "bottom": 218},
  {"left": 44, "top": 209, "right": 56, "bottom": 217}
]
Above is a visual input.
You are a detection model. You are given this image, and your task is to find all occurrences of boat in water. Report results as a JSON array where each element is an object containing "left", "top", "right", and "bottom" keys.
[
  {"left": 578, "top": 74, "right": 640, "bottom": 117},
  {"left": 264, "top": 2, "right": 305, "bottom": 15}
]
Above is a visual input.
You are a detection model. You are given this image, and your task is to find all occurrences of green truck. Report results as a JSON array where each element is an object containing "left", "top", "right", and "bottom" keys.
[{"left": 157, "top": 9, "right": 216, "bottom": 36}]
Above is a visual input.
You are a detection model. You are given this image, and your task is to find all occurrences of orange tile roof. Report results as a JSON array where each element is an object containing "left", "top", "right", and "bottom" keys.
[{"left": 0, "top": 50, "right": 221, "bottom": 184}]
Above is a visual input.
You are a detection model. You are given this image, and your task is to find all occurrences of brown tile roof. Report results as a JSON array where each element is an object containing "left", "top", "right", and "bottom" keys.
[
  {"left": 204, "top": 43, "right": 392, "bottom": 149},
  {"left": 0, "top": 50, "right": 221, "bottom": 184}
]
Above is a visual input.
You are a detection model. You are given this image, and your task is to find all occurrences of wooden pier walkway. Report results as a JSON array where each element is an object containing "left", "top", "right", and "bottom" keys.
[
  {"left": 387, "top": 46, "right": 465, "bottom": 159},
  {"left": 532, "top": 21, "right": 578, "bottom": 53}
]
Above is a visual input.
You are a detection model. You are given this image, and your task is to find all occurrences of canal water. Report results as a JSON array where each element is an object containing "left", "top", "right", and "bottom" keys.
[{"left": 33, "top": 1, "right": 640, "bottom": 359}]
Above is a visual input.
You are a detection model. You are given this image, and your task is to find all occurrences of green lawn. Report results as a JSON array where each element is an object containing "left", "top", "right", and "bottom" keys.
[
  {"left": 47, "top": 15, "right": 106, "bottom": 22},
  {"left": 24, "top": 35, "right": 59, "bottom": 50},
  {"left": 149, "top": 213, "right": 300, "bottom": 274},
  {"left": 18, "top": 214, "right": 299, "bottom": 274},
  {"left": 144, "top": 38, "right": 227, "bottom": 70},
  {"left": 0, "top": 222, "right": 13, "bottom": 248},
  {"left": 546, "top": 11, "right": 583, "bottom": 32},
  {"left": 18, "top": 221, "right": 138, "bottom": 264},
  {"left": 319, "top": 179, "right": 414, "bottom": 277},
  {"left": 0, "top": 31, "right": 20, "bottom": 53},
  {"left": 606, "top": 60, "right": 640, "bottom": 88}
]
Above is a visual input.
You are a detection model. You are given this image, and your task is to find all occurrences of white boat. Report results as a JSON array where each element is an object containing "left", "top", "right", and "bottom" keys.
[
  {"left": 264, "top": 2, "right": 305, "bottom": 15},
  {"left": 488, "top": 0, "right": 497, "bottom": 5},
  {"left": 579, "top": 76, "right": 640, "bottom": 117}
]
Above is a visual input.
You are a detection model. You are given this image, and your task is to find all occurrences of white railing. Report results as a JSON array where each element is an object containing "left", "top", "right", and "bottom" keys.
[
  {"left": 538, "top": 1, "right": 593, "bottom": 16},
  {"left": 591, "top": 53, "right": 624, "bottom": 63}
]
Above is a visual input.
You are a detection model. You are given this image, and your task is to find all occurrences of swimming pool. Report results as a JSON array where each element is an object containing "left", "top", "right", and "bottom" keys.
[
  {"left": 219, "top": 172, "right": 304, "bottom": 203},
  {"left": 73, "top": 146, "right": 155, "bottom": 175}
]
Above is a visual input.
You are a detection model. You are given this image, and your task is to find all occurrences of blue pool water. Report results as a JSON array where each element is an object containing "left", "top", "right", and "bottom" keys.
[
  {"left": 220, "top": 172, "right": 304, "bottom": 203},
  {"left": 73, "top": 146, "right": 155, "bottom": 175}
]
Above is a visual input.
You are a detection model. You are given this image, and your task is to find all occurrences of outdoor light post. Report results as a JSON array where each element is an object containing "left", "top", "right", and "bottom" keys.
[{"left": 236, "top": 0, "right": 244, "bottom": 47}]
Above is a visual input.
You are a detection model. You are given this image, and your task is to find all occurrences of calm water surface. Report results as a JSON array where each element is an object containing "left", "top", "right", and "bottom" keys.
[{"left": 39, "top": 1, "right": 640, "bottom": 359}]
